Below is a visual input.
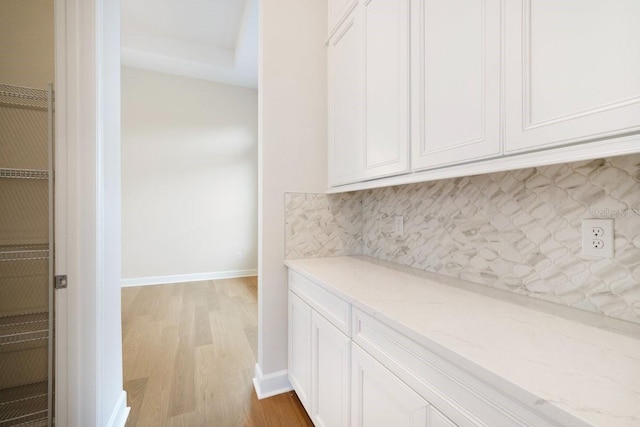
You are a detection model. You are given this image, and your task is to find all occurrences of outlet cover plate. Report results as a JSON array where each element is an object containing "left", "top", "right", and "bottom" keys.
[{"left": 582, "top": 219, "right": 614, "bottom": 257}]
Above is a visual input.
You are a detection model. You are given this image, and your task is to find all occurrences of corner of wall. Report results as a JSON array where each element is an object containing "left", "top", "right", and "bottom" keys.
[
  {"left": 284, "top": 192, "right": 364, "bottom": 259},
  {"left": 252, "top": 363, "right": 292, "bottom": 400},
  {"left": 105, "top": 391, "right": 130, "bottom": 427}
]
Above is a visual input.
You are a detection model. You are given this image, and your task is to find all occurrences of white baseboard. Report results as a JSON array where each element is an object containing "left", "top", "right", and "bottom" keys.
[
  {"left": 121, "top": 269, "right": 258, "bottom": 287},
  {"left": 253, "top": 363, "right": 293, "bottom": 399},
  {"left": 106, "top": 390, "right": 130, "bottom": 427}
]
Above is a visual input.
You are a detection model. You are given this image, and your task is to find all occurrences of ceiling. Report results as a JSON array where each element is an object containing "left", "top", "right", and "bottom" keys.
[{"left": 121, "top": 0, "right": 258, "bottom": 88}]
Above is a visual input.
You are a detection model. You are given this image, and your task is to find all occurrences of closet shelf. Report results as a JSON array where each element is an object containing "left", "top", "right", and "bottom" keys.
[
  {"left": 0, "top": 313, "right": 49, "bottom": 346},
  {"left": 0, "top": 246, "right": 49, "bottom": 263},
  {"left": 0, "top": 84, "right": 51, "bottom": 111},
  {"left": 0, "top": 80, "right": 53, "bottom": 427},
  {"left": 0, "top": 382, "right": 48, "bottom": 427},
  {"left": 0, "top": 169, "right": 49, "bottom": 180}
]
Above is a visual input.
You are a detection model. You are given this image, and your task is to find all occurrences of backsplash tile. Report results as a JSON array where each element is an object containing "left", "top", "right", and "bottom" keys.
[
  {"left": 284, "top": 154, "right": 640, "bottom": 324},
  {"left": 285, "top": 192, "right": 363, "bottom": 259},
  {"left": 363, "top": 155, "right": 640, "bottom": 323}
]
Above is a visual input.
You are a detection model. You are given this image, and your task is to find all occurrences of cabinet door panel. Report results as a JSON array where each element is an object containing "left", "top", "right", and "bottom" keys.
[
  {"left": 430, "top": 408, "right": 458, "bottom": 427},
  {"left": 411, "top": 0, "right": 501, "bottom": 170},
  {"left": 312, "top": 312, "right": 350, "bottom": 427},
  {"left": 352, "top": 344, "right": 429, "bottom": 427},
  {"left": 329, "top": 0, "right": 357, "bottom": 34},
  {"left": 362, "top": 0, "right": 410, "bottom": 179},
  {"left": 505, "top": 0, "right": 640, "bottom": 153},
  {"left": 329, "top": 10, "right": 363, "bottom": 186},
  {"left": 288, "top": 291, "right": 312, "bottom": 414}
]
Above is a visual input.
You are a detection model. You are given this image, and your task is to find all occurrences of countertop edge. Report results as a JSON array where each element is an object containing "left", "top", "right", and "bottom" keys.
[{"left": 284, "top": 256, "right": 639, "bottom": 427}]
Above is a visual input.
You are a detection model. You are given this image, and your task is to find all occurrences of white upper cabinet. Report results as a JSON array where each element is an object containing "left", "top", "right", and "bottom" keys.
[
  {"left": 361, "top": 0, "right": 411, "bottom": 179},
  {"left": 328, "top": 8, "right": 364, "bottom": 186},
  {"left": 504, "top": 0, "right": 640, "bottom": 153},
  {"left": 328, "top": 0, "right": 640, "bottom": 191},
  {"left": 411, "top": 0, "right": 502, "bottom": 171},
  {"left": 329, "top": 0, "right": 357, "bottom": 36},
  {"left": 329, "top": 0, "right": 410, "bottom": 186}
]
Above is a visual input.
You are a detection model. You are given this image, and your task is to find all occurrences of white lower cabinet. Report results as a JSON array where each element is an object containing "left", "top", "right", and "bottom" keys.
[
  {"left": 288, "top": 270, "right": 351, "bottom": 427},
  {"left": 351, "top": 309, "right": 573, "bottom": 427},
  {"left": 352, "top": 343, "right": 434, "bottom": 427},
  {"left": 311, "top": 311, "right": 351, "bottom": 427},
  {"left": 288, "top": 269, "right": 577, "bottom": 427},
  {"left": 288, "top": 291, "right": 313, "bottom": 414}
]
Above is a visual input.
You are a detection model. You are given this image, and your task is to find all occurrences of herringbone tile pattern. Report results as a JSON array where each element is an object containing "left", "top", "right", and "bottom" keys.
[{"left": 285, "top": 154, "right": 640, "bottom": 323}]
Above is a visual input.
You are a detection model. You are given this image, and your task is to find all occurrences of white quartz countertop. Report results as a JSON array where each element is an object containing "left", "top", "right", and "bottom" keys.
[{"left": 285, "top": 256, "right": 640, "bottom": 427}]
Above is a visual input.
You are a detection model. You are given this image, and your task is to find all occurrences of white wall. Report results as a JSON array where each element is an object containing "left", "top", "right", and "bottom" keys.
[
  {"left": 256, "top": 0, "right": 327, "bottom": 395},
  {"left": 121, "top": 67, "right": 258, "bottom": 282}
]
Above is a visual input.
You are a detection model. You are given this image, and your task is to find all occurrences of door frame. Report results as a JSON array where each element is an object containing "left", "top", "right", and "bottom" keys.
[{"left": 54, "top": 0, "right": 127, "bottom": 425}]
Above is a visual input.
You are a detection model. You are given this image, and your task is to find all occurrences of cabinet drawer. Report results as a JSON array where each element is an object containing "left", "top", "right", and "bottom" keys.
[
  {"left": 289, "top": 270, "right": 350, "bottom": 336},
  {"left": 352, "top": 309, "right": 584, "bottom": 427}
]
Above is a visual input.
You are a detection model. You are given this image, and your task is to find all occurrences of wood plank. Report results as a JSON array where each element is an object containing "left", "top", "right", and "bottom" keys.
[
  {"left": 122, "top": 278, "right": 313, "bottom": 427},
  {"left": 123, "top": 377, "right": 148, "bottom": 427},
  {"left": 167, "top": 333, "right": 196, "bottom": 417},
  {"left": 136, "top": 325, "right": 180, "bottom": 426},
  {"left": 194, "top": 305, "right": 213, "bottom": 347}
]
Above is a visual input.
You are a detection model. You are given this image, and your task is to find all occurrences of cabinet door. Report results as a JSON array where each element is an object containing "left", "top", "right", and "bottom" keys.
[
  {"left": 411, "top": 0, "right": 502, "bottom": 171},
  {"left": 504, "top": 0, "right": 640, "bottom": 153},
  {"left": 329, "top": 0, "right": 357, "bottom": 35},
  {"left": 311, "top": 311, "right": 351, "bottom": 427},
  {"left": 351, "top": 344, "right": 430, "bottom": 427},
  {"left": 288, "top": 291, "right": 312, "bottom": 414},
  {"left": 361, "top": 0, "right": 411, "bottom": 180},
  {"left": 328, "top": 8, "right": 363, "bottom": 187}
]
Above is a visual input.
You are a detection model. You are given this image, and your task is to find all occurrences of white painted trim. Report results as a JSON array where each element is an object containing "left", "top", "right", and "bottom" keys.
[
  {"left": 328, "top": 134, "right": 640, "bottom": 193},
  {"left": 326, "top": 0, "right": 359, "bottom": 45},
  {"left": 253, "top": 363, "right": 293, "bottom": 399},
  {"left": 96, "top": 0, "right": 106, "bottom": 423},
  {"left": 54, "top": 0, "right": 69, "bottom": 422},
  {"left": 57, "top": 0, "right": 128, "bottom": 424},
  {"left": 54, "top": 290, "right": 68, "bottom": 426},
  {"left": 106, "top": 391, "right": 130, "bottom": 427},
  {"left": 121, "top": 269, "right": 259, "bottom": 287},
  {"left": 60, "top": 0, "right": 101, "bottom": 423}
]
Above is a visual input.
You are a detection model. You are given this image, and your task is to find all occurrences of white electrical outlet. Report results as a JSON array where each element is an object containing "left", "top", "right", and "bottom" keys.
[
  {"left": 394, "top": 216, "right": 404, "bottom": 237},
  {"left": 582, "top": 219, "right": 613, "bottom": 257}
]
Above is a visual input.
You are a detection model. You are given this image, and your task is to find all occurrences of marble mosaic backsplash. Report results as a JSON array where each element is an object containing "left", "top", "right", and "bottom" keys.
[
  {"left": 285, "top": 192, "right": 363, "bottom": 259},
  {"left": 285, "top": 154, "right": 640, "bottom": 324}
]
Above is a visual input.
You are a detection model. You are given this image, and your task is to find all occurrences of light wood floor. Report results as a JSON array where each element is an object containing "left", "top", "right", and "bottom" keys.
[{"left": 121, "top": 278, "right": 313, "bottom": 427}]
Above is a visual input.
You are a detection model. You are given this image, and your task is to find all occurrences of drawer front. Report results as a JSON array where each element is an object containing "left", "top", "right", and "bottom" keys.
[
  {"left": 289, "top": 270, "right": 350, "bottom": 336},
  {"left": 352, "top": 309, "right": 584, "bottom": 427}
]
